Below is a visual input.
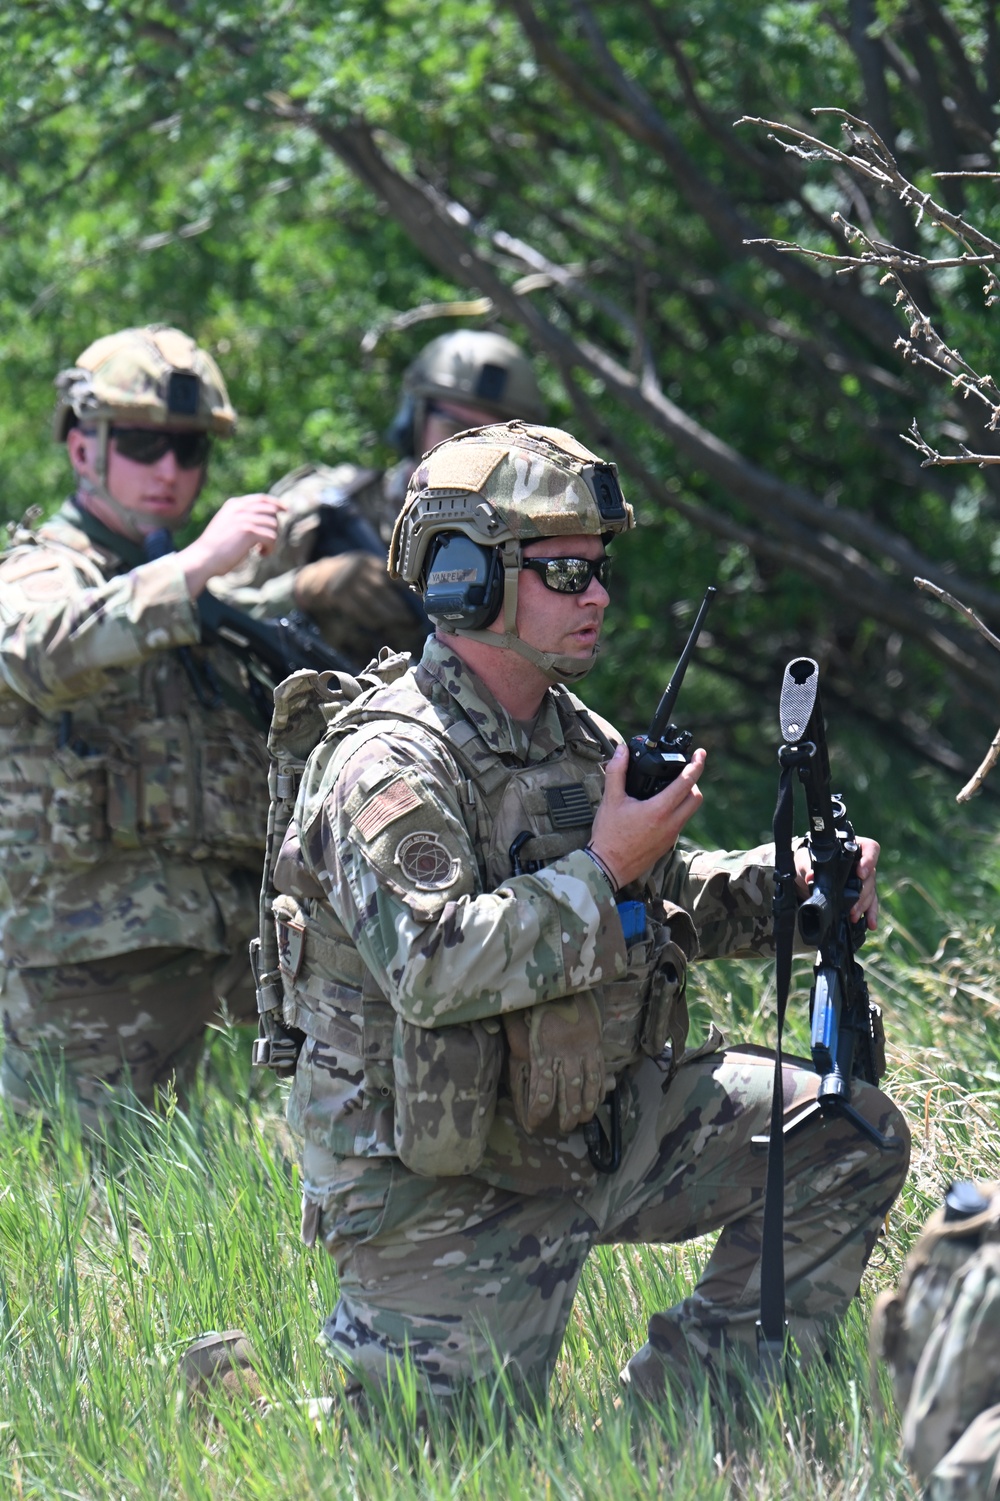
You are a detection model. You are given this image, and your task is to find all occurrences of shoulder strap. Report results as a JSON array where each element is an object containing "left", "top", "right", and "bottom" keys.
[
  {"left": 551, "top": 683, "right": 617, "bottom": 756},
  {"left": 756, "top": 757, "right": 800, "bottom": 1383}
]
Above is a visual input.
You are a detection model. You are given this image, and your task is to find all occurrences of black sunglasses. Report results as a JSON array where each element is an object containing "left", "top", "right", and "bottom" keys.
[
  {"left": 520, "top": 556, "right": 612, "bottom": 594},
  {"left": 109, "top": 427, "right": 212, "bottom": 470}
]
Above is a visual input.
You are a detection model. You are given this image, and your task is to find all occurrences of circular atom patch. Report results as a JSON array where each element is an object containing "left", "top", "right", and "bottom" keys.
[{"left": 394, "top": 830, "right": 461, "bottom": 891}]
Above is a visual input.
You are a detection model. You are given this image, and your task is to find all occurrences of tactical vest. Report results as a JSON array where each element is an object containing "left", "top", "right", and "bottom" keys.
[
  {"left": 0, "top": 518, "right": 268, "bottom": 889},
  {"left": 256, "top": 656, "right": 695, "bottom": 1192}
]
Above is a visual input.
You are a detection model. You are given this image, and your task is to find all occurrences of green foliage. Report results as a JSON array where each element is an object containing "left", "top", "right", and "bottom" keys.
[{"left": 4, "top": 1, "right": 1000, "bottom": 834}]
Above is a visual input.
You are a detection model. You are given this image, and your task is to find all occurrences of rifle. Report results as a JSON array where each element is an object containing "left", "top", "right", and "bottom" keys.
[
  {"left": 776, "top": 657, "right": 893, "bottom": 1137},
  {"left": 625, "top": 586, "right": 716, "bottom": 799},
  {"left": 755, "top": 656, "right": 901, "bottom": 1386},
  {"left": 143, "top": 528, "right": 356, "bottom": 731}
]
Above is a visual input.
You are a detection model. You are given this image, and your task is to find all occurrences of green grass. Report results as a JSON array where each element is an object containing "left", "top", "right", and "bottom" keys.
[{"left": 0, "top": 860, "right": 997, "bottom": 1498}]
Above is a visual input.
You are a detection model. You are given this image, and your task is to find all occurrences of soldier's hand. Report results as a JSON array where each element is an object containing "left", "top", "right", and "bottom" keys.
[
  {"left": 179, "top": 493, "right": 286, "bottom": 598},
  {"left": 794, "top": 835, "right": 881, "bottom": 931},
  {"left": 588, "top": 742, "right": 706, "bottom": 891},
  {"left": 504, "top": 995, "right": 610, "bottom": 1134},
  {"left": 292, "top": 553, "right": 414, "bottom": 636}
]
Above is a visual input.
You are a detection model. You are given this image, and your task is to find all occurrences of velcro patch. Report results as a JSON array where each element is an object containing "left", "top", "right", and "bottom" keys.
[
  {"left": 423, "top": 445, "right": 505, "bottom": 493},
  {"left": 354, "top": 776, "right": 422, "bottom": 841},
  {"left": 545, "top": 782, "right": 593, "bottom": 829}
]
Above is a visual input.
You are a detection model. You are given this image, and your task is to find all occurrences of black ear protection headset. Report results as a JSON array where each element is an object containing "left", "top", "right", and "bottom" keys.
[{"left": 422, "top": 533, "right": 506, "bottom": 629}]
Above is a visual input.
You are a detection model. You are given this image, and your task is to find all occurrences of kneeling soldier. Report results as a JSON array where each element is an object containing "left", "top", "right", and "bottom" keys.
[{"left": 264, "top": 421, "right": 911, "bottom": 1405}]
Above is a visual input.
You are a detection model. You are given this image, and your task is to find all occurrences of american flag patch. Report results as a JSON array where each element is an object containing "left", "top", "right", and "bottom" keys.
[{"left": 354, "top": 777, "right": 422, "bottom": 840}]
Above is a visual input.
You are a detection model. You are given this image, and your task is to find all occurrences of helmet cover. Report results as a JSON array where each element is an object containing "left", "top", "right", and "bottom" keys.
[{"left": 54, "top": 324, "right": 236, "bottom": 441}]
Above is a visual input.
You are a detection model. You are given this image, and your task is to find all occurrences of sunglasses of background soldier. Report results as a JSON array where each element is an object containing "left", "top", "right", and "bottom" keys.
[
  {"left": 422, "top": 400, "right": 503, "bottom": 453},
  {"left": 107, "top": 427, "right": 212, "bottom": 469},
  {"left": 67, "top": 423, "right": 213, "bottom": 535}
]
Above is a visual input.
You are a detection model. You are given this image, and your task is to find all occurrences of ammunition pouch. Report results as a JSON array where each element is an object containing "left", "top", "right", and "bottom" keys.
[
  {"left": 0, "top": 714, "right": 266, "bottom": 876},
  {"left": 392, "top": 1016, "right": 504, "bottom": 1177}
]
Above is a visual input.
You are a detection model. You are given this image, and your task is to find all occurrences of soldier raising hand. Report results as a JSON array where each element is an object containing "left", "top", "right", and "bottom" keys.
[{"left": 0, "top": 325, "right": 283, "bottom": 1123}]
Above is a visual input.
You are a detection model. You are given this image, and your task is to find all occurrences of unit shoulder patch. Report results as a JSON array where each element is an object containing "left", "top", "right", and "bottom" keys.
[{"left": 394, "top": 831, "right": 461, "bottom": 891}]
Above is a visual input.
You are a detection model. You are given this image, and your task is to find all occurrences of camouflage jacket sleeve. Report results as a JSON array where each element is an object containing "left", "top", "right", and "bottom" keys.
[
  {"left": 657, "top": 841, "right": 781, "bottom": 961},
  {"left": 0, "top": 544, "right": 199, "bottom": 713},
  {"left": 302, "top": 727, "right": 628, "bottom": 1029}
]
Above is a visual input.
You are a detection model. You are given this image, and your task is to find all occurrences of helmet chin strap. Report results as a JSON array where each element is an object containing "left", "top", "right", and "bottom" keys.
[
  {"left": 450, "top": 541, "right": 599, "bottom": 685},
  {"left": 451, "top": 625, "right": 599, "bottom": 685}
]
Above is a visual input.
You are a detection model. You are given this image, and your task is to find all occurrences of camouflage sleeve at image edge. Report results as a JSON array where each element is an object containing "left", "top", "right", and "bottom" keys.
[
  {"left": 303, "top": 727, "right": 628, "bottom": 1029},
  {"left": 0, "top": 542, "right": 200, "bottom": 712}
]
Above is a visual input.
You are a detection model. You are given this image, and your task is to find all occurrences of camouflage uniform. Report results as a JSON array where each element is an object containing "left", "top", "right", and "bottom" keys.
[
  {"left": 264, "top": 422, "right": 910, "bottom": 1404},
  {"left": 272, "top": 642, "right": 909, "bottom": 1401},
  {"left": 0, "top": 329, "right": 268, "bottom": 1122},
  {"left": 215, "top": 460, "right": 428, "bottom": 665},
  {"left": 872, "top": 1182, "right": 1000, "bottom": 1499},
  {"left": 216, "top": 330, "right": 545, "bottom": 668}
]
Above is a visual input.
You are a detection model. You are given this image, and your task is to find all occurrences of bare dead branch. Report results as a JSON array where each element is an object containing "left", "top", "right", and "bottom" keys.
[
  {"left": 956, "top": 728, "right": 1000, "bottom": 802},
  {"left": 915, "top": 578, "right": 1000, "bottom": 652},
  {"left": 902, "top": 426, "right": 1000, "bottom": 468},
  {"left": 744, "top": 236, "right": 995, "bottom": 274},
  {"left": 914, "top": 577, "right": 1000, "bottom": 800},
  {"left": 740, "top": 109, "right": 1000, "bottom": 473}
]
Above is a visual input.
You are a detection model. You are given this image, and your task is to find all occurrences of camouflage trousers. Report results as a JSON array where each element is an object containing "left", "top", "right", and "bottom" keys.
[
  {"left": 299, "top": 1044, "right": 910, "bottom": 1401},
  {"left": 0, "top": 945, "right": 256, "bottom": 1127}
]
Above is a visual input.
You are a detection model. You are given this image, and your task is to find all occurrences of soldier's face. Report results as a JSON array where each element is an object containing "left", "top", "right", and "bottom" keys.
[
  {"left": 507, "top": 533, "right": 610, "bottom": 663},
  {"left": 421, "top": 401, "right": 497, "bottom": 453},
  {"left": 68, "top": 426, "right": 205, "bottom": 534}
]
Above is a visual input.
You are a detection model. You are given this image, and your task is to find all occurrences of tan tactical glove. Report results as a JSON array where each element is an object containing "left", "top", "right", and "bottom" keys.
[
  {"left": 504, "top": 995, "right": 610, "bottom": 1134},
  {"left": 293, "top": 552, "right": 415, "bottom": 636}
]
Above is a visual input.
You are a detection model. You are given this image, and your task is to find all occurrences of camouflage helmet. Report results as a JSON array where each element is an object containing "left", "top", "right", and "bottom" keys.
[
  {"left": 53, "top": 324, "right": 237, "bottom": 441},
  {"left": 389, "top": 420, "right": 633, "bottom": 683},
  {"left": 389, "top": 329, "right": 546, "bottom": 456}
]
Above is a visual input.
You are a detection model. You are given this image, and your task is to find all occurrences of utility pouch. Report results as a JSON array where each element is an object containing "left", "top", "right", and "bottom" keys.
[
  {"left": 639, "top": 938, "right": 689, "bottom": 1059},
  {"left": 599, "top": 900, "right": 692, "bottom": 1073},
  {"left": 106, "top": 720, "right": 192, "bottom": 850},
  {"left": 392, "top": 1016, "right": 503, "bottom": 1177},
  {"left": 197, "top": 730, "right": 268, "bottom": 855}
]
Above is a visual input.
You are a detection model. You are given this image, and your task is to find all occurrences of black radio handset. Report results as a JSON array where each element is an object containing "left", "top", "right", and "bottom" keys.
[{"left": 624, "top": 586, "right": 716, "bottom": 800}]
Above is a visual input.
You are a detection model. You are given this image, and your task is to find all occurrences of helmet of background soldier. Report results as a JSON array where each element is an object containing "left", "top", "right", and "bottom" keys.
[
  {"left": 54, "top": 324, "right": 237, "bottom": 442},
  {"left": 388, "top": 420, "right": 633, "bottom": 683},
  {"left": 388, "top": 329, "right": 547, "bottom": 457}
]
